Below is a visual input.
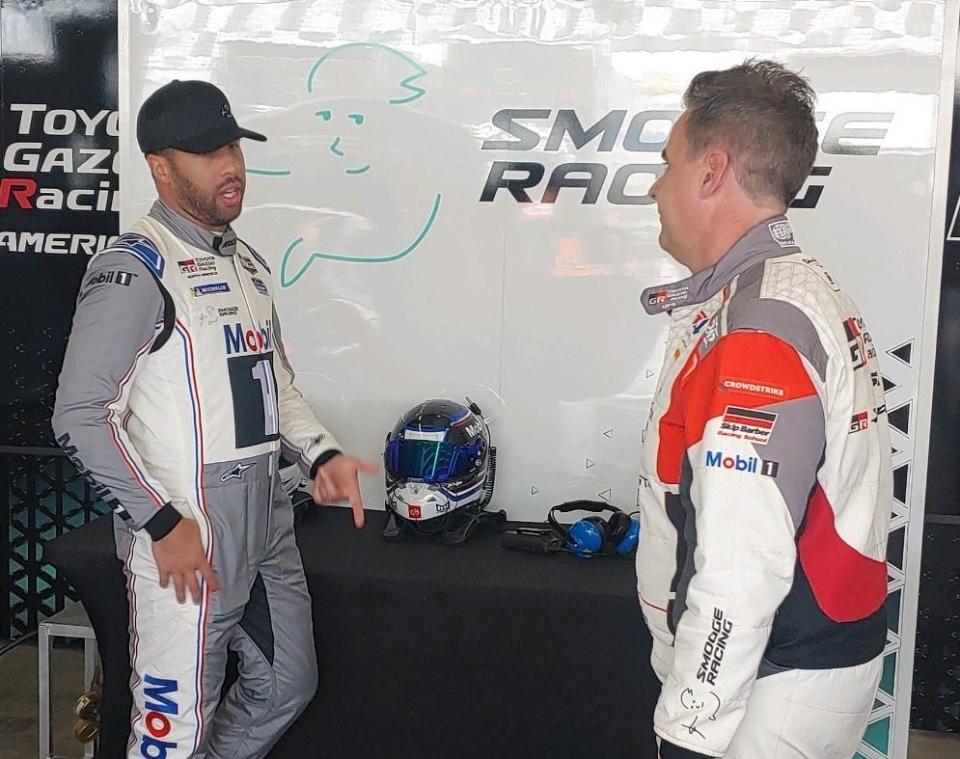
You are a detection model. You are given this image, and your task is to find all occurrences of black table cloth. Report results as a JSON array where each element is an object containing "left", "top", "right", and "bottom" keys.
[{"left": 44, "top": 507, "right": 659, "bottom": 758}]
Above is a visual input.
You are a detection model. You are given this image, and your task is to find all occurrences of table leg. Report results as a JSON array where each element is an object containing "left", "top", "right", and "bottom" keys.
[
  {"left": 83, "top": 637, "right": 96, "bottom": 759},
  {"left": 38, "top": 625, "right": 50, "bottom": 759}
]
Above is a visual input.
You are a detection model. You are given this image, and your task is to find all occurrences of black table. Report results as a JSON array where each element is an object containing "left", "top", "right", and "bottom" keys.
[{"left": 44, "top": 507, "right": 659, "bottom": 758}]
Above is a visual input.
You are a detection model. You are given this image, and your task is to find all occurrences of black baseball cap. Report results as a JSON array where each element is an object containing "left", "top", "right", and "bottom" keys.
[{"left": 136, "top": 80, "right": 267, "bottom": 155}]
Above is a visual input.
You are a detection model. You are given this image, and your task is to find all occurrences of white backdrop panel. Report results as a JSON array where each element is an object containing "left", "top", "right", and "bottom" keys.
[
  {"left": 121, "top": 3, "right": 948, "bottom": 758},
  {"left": 121, "top": 0, "right": 940, "bottom": 520}
]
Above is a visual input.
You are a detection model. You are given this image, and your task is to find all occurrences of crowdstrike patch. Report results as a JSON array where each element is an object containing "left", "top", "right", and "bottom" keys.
[{"left": 719, "top": 377, "right": 786, "bottom": 398}]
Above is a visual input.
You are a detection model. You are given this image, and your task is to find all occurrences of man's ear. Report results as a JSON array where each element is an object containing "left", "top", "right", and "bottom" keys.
[
  {"left": 699, "top": 148, "right": 731, "bottom": 198},
  {"left": 146, "top": 152, "right": 171, "bottom": 187}
]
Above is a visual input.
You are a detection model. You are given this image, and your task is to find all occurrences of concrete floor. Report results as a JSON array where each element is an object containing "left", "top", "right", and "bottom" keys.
[
  {"left": 1, "top": 640, "right": 89, "bottom": 759},
  {"left": 0, "top": 640, "right": 957, "bottom": 759},
  {"left": 907, "top": 732, "right": 960, "bottom": 759}
]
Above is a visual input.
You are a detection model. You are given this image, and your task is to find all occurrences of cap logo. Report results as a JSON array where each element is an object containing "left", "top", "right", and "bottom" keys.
[{"left": 221, "top": 104, "right": 232, "bottom": 119}]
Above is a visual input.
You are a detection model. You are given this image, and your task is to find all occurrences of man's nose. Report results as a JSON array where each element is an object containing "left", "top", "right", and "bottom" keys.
[{"left": 223, "top": 151, "right": 244, "bottom": 176}]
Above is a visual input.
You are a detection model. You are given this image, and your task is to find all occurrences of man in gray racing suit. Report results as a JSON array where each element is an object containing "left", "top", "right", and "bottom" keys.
[{"left": 53, "top": 79, "right": 375, "bottom": 758}]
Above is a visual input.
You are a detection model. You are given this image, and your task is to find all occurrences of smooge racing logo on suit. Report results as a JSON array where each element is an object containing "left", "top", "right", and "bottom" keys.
[{"left": 245, "top": 43, "right": 441, "bottom": 286}]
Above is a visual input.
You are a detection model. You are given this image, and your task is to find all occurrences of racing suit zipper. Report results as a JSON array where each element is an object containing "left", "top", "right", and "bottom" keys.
[{"left": 230, "top": 253, "right": 275, "bottom": 551}]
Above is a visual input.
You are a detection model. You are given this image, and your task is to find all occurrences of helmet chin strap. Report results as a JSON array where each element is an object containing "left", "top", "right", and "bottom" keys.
[
  {"left": 438, "top": 505, "right": 507, "bottom": 546},
  {"left": 381, "top": 500, "right": 507, "bottom": 545}
]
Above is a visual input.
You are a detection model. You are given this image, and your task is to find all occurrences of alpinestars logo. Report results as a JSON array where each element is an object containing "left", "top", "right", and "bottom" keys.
[{"left": 219, "top": 462, "right": 256, "bottom": 482}]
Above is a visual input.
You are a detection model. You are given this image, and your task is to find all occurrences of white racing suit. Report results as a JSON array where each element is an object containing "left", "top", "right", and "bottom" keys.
[
  {"left": 636, "top": 217, "right": 890, "bottom": 759},
  {"left": 53, "top": 200, "right": 341, "bottom": 758}
]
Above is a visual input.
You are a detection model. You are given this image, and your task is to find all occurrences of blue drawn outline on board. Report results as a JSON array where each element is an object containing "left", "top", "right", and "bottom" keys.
[
  {"left": 245, "top": 43, "right": 441, "bottom": 280},
  {"left": 280, "top": 193, "right": 442, "bottom": 287}
]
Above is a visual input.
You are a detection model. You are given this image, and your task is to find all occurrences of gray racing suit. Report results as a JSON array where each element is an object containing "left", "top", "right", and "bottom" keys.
[{"left": 53, "top": 199, "right": 340, "bottom": 758}]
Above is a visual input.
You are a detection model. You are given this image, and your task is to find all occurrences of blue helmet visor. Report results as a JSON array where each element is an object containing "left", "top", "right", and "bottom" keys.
[{"left": 385, "top": 438, "right": 483, "bottom": 482}]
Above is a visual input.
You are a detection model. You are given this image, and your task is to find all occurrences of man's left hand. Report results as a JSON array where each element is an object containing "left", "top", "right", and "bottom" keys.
[{"left": 313, "top": 454, "right": 378, "bottom": 528}]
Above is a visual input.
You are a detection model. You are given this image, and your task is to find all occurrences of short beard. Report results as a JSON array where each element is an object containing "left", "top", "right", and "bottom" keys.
[{"left": 168, "top": 162, "right": 241, "bottom": 228}]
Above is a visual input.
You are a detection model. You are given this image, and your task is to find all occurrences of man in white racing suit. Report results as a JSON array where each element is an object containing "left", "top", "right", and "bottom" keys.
[
  {"left": 53, "top": 79, "right": 376, "bottom": 758},
  {"left": 636, "top": 60, "right": 891, "bottom": 759}
]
